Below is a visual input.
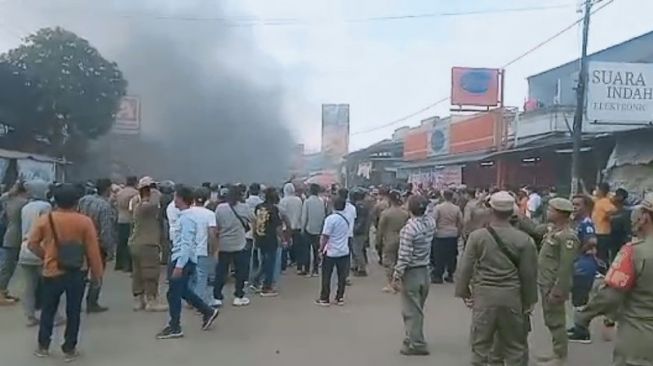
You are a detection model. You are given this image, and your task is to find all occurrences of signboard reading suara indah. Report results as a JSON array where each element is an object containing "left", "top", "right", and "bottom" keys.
[{"left": 587, "top": 62, "right": 653, "bottom": 124}]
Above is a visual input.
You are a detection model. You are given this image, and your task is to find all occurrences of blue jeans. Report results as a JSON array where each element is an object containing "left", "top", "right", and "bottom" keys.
[
  {"left": 190, "top": 256, "right": 214, "bottom": 304},
  {"left": 273, "top": 246, "right": 282, "bottom": 284},
  {"left": 38, "top": 271, "right": 86, "bottom": 352},
  {"left": 167, "top": 261, "right": 213, "bottom": 330},
  {"left": 213, "top": 250, "right": 248, "bottom": 300},
  {"left": 253, "top": 246, "right": 278, "bottom": 290}
]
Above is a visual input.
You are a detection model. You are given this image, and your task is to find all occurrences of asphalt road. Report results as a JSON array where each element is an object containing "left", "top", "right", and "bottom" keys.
[{"left": 0, "top": 262, "right": 614, "bottom": 366}]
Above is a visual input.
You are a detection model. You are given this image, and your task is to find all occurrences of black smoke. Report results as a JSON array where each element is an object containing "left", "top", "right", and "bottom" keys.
[{"left": 5, "top": 0, "right": 295, "bottom": 184}]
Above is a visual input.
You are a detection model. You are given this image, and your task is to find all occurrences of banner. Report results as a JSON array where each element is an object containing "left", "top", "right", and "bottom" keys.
[
  {"left": 407, "top": 166, "right": 462, "bottom": 189},
  {"left": 321, "top": 104, "right": 350, "bottom": 168},
  {"left": 17, "top": 159, "right": 56, "bottom": 182},
  {"left": 587, "top": 61, "right": 653, "bottom": 124},
  {"left": 113, "top": 96, "right": 141, "bottom": 135},
  {"left": 451, "top": 67, "right": 502, "bottom": 107}
]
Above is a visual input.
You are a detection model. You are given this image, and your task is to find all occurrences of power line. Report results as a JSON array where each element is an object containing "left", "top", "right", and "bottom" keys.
[
  {"left": 43, "top": 4, "right": 575, "bottom": 26},
  {"left": 350, "top": 0, "right": 615, "bottom": 136}
]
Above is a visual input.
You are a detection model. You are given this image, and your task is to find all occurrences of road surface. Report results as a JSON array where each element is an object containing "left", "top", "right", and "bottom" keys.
[{"left": 0, "top": 262, "right": 614, "bottom": 365}]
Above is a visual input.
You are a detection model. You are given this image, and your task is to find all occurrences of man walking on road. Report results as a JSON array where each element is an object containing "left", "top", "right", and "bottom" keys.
[
  {"left": 456, "top": 191, "right": 538, "bottom": 366},
  {"left": 0, "top": 182, "right": 29, "bottom": 305},
  {"left": 431, "top": 189, "right": 463, "bottom": 284},
  {"left": 114, "top": 176, "right": 138, "bottom": 272},
  {"left": 301, "top": 184, "right": 326, "bottom": 277},
  {"left": 156, "top": 185, "right": 219, "bottom": 340},
  {"left": 392, "top": 195, "right": 435, "bottom": 356},
  {"left": 77, "top": 178, "right": 116, "bottom": 314},
  {"left": 538, "top": 198, "right": 580, "bottom": 366}
]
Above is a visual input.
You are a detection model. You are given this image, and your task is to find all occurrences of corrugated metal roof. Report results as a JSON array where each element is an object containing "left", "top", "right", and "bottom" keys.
[{"left": 0, "top": 148, "right": 65, "bottom": 164}]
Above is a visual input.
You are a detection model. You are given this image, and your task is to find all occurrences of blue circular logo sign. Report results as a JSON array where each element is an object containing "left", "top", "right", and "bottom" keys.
[
  {"left": 460, "top": 70, "right": 492, "bottom": 94},
  {"left": 431, "top": 129, "right": 446, "bottom": 153}
]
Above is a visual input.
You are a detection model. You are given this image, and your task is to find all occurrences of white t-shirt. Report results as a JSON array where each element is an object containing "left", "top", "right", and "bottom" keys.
[
  {"left": 342, "top": 202, "right": 357, "bottom": 238},
  {"left": 322, "top": 212, "right": 350, "bottom": 257},
  {"left": 245, "top": 195, "right": 264, "bottom": 240},
  {"left": 166, "top": 201, "right": 181, "bottom": 244},
  {"left": 187, "top": 206, "right": 217, "bottom": 257}
]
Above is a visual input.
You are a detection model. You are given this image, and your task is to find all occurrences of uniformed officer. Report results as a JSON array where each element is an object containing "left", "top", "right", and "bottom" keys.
[
  {"left": 456, "top": 191, "right": 539, "bottom": 366},
  {"left": 570, "top": 193, "right": 653, "bottom": 366},
  {"left": 537, "top": 197, "right": 580, "bottom": 366}
]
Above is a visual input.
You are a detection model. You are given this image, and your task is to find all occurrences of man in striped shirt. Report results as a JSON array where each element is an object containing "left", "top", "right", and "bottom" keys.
[{"left": 392, "top": 195, "right": 436, "bottom": 356}]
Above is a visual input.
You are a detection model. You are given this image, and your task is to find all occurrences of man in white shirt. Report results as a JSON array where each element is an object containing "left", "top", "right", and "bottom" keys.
[
  {"left": 316, "top": 196, "right": 350, "bottom": 306},
  {"left": 187, "top": 188, "right": 218, "bottom": 305},
  {"left": 526, "top": 187, "right": 542, "bottom": 221},
  {"left": 244, "top": 183, "right": 264, "bottom": 280},
  {"left": 279, "top": 183, "right": 303, "bottom": 272}
]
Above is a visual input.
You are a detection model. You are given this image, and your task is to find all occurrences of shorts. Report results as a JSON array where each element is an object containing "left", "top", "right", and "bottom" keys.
[{"left": 571, "top": 275, "right": 594, "bottom": 307}]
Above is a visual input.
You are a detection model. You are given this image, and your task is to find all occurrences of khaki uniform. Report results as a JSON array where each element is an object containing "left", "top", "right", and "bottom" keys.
[
  {"left": 456, "top": 224, "right": 539, "bottom": 366},
  {"left": 377, "top": 206, "right": 410, "bottom": 281},
  {"left": 463, "top": 199, "right": 491, "bottom": 239},
  {"left": 129, "top": 191, "right": 162, "bottom": 300},
  {"left": 577, "top": 237, "right": 653, "bottom": 366},
  {"left": 537, "top": 225, "right": 580, "bottom": 360}
]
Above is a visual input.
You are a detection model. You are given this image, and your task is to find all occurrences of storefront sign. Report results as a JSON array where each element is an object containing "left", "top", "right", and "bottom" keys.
[
  {"left": 451, "top": 67, "right": 502, "bottom": 107},
  {"left": 587, "top": 62, "right": 653, "bottom": 124},
  {"left": 407, "top": 166, "right": 462, "bottom": 189},
  {"left": 321, "top": 104, "right": 350, "bottom": 168},
  {"left": 403, "top": 130, "right": 429, "bottom": 161}
]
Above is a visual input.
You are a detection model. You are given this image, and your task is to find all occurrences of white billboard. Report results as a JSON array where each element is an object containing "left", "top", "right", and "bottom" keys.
[
  {"left": 112, "top": 96, "right": 141, "bottom": 135},
  {"left": 587, "top": 61, "right": 653, "bottom": 124}
]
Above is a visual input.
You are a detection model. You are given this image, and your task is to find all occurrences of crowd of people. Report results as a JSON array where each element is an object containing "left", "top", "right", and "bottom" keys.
[{"left": 0, "top": 175, "right": 650, "bottom": 365}]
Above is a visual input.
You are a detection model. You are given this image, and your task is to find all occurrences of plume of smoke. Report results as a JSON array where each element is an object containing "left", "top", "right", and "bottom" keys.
[{"left": 5, "top": 0, "right": 295, "bottom": 184}]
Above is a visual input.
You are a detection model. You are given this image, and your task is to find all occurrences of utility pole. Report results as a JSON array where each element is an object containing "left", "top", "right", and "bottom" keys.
[{"left": 570, "top": 0, "right": 594, "bottom": 195}]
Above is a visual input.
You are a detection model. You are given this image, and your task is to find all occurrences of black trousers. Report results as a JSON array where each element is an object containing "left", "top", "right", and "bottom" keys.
[
  {"left": 293, "top": 230, "right": 310, "bottom": 272},
  {"left": 432, "top": 236, "right": 459, "bottom": 280},
  {"left": 596, "top": 234, "right": 612, "bottom": 268},
  {"left": 320, "top": 255, "right": 349, "bottom": 301},
  {"left": 115, "top": 223, "right": 132, "bottom": 272},
  {"left": 38, "top": 271, "right": 86, "bottom": 352},
  {"left": 304, "top": 233, "right": 321, "bottom": 274}
]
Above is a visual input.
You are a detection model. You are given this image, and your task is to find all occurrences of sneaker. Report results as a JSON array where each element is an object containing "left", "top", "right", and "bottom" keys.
[
  {"left": 202, "top": 309, "right": 219, "bottom": 331},
  {"left": 382, "top": 285, "right": 393, "bottom": 293},
  {"left": 444, "top": 276, "right": 454, "bottom": 283},
  {"left": 0, "top": 294, "right": 17, "bottom": 306},
  {"left": 315, "top": 299, "right": 330, "bottom": 307},
  {"left": 260, "top": 289, "right": 279, "bottom": 297},
  {"left": 249, "top": 284, "right": 262, "bottom": 293},
  {"left": 133, "top": 295, "right": 145, "bottom": 311},
  {"left": 569, "top": 327, "right": 591, "bottom": 344},
  {"left": 345, "top": 278, "right": 352, "bottom": 286},
  {"left": 297, "top": 270, "right": 308, "bottom": 276},
  {"left": 233, "top": 297, "right": 251, "bottom": 307},
  {"left": 63, "top": 349, "right": 80, "bottom": 363},
  {"left": 86, "top": 304, "right": 109, "bottom": 314},
  {"left": 210, "top": 299, "right": 223, "bottom": 308},
  {"left": 156, "top": 326, "right": 184, "bottom": 340},
  {"left": 335, "top": 298, "right": 345, "bottom": 306},
  {"left": 145, "top": 299, "right": 168, "bottom": 312},
  {"left": 400, "top": 344, "right": 430, "bottom": 356},
  {"left": 311, "top": 271, "right": 319, "bottom": 277},
  {"left": 33, "top": 347, "right": 49, "bottom": 358},
  {"left": 26, "top": 316, "right": 39, "bottom": 327},
  {"left": 566, "top": 327, "right": 575, "bottom": 336}
]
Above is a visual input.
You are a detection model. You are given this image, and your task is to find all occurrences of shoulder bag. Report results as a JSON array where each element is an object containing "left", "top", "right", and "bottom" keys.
[{"left": 48, "top": 213, "right": 85, "bottom": 272}]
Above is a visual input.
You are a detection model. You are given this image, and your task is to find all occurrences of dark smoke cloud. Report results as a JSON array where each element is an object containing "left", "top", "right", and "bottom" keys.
[{"left": 4, "top": 0, "right": 295, "bottom": 184}]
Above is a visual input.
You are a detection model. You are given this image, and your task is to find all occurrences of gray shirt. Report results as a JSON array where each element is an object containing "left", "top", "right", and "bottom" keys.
[
  {"left": 301, "top": 195, "right": 326, "bottom": 235},
  {"left": 215, "top": 202, "right": 254, "bottom": 252},
  {"left": 3, "top": 195, "right": 28, "bottom": 248},
  {"left": 19, "top": 200, "right": 51, "bottom": 265}
]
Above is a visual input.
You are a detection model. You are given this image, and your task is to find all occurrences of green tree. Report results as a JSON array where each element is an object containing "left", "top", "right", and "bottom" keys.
[{"left": 0, "top": 27, "right": 127, "bottom": 156}]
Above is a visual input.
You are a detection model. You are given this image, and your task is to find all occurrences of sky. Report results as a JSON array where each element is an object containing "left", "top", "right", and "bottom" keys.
[{"left": 1, "top": 0, "right": 652, "bottom": 153}]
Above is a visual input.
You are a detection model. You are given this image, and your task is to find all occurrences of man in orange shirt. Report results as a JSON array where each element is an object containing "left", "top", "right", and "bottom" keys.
[
  {"left": 592, "top": 183, "right": 616, "bottom": 266},
  {"left": 27, "top": 184, "right": 104, "bottom": 362}
]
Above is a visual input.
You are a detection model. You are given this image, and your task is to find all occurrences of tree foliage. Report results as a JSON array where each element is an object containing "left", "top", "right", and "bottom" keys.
[{"left": 0, "top": 27, "right": 127, "bottom": 155}]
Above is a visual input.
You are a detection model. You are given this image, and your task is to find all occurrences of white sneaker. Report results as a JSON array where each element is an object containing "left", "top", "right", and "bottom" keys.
[
  {"left": 232, "top": 297, "right": 251, "bottom": 307},
  {"left": 210, "top": 299, "right": 223, "bottom": 308}
]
